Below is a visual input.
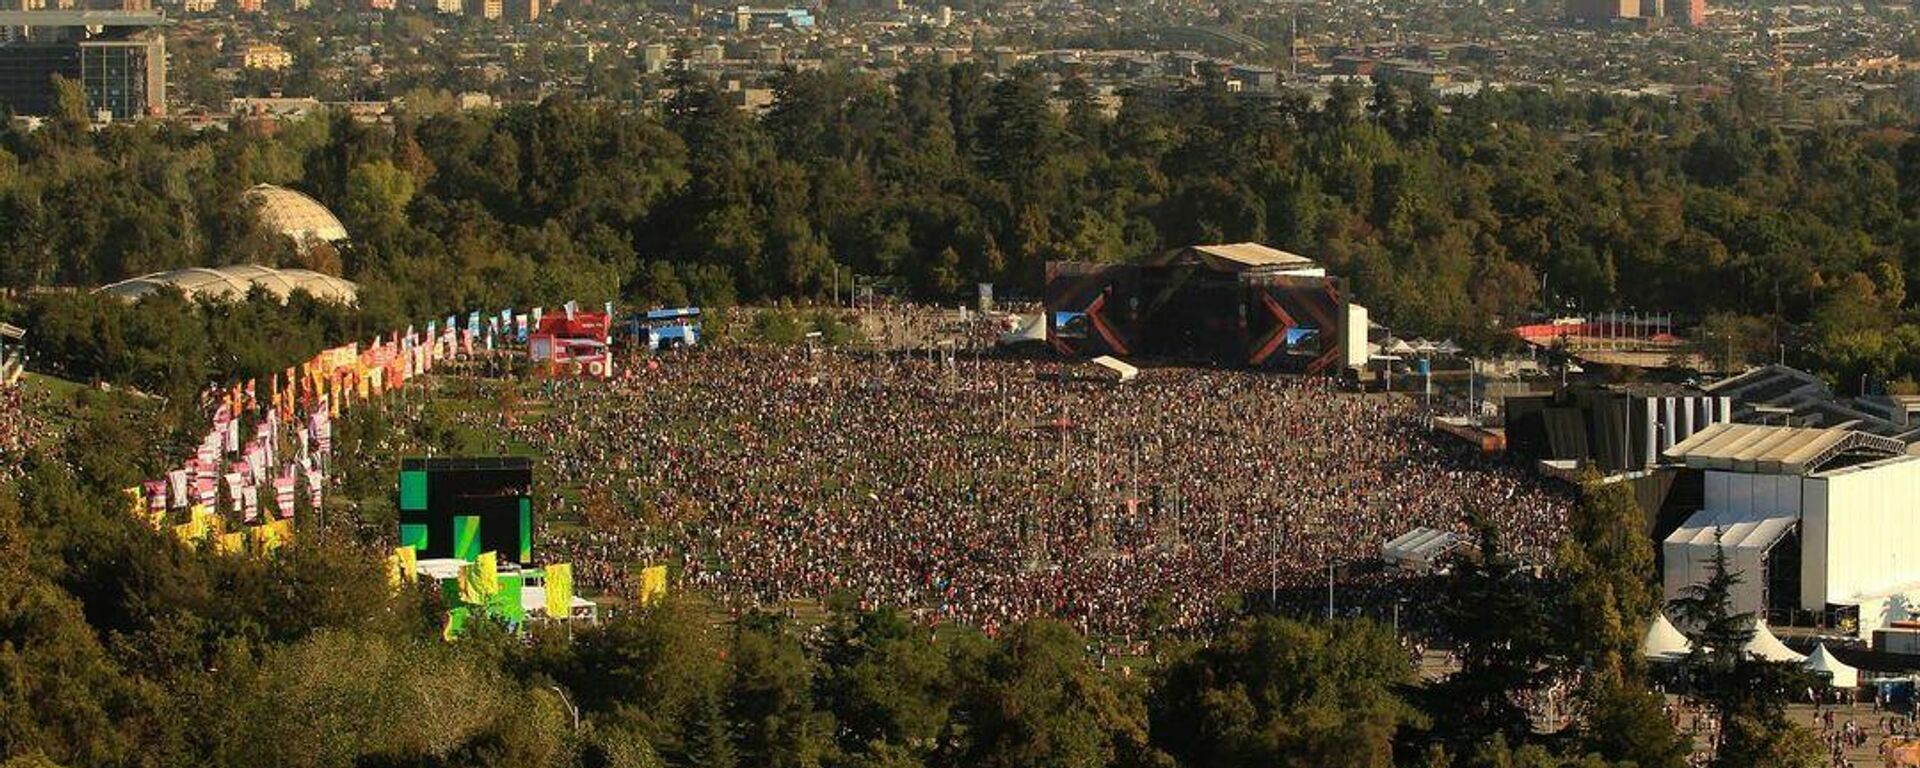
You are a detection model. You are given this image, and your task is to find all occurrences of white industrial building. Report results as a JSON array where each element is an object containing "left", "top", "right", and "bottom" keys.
[{"left": 1660, "top": 423, "right": 1920, "bottom": 638}]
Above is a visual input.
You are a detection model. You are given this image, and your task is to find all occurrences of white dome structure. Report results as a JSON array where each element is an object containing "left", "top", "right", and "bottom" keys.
[
  {"left": 244, "top": 184, "right": 349, "bottom": 244},
  {"left": 97, "top": 265, "right": 359, "bottom": 304}
]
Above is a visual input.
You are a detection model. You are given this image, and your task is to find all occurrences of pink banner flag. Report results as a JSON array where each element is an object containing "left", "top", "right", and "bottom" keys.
[
  {"left": 305, "top": 469, "right": 323, "bottom": 511},
  {"left": 224, "top": 472, "right": 247, "bottom": 514},
  {"left": 274, "top": 476, "right": 296, "bottom": 520},
  {"left": 143, "top": 480, "right": 167, "bottom": 513},
  {"left": 167, "top": 469, "right": 189, "bottom": 508},
  {"left": 193, "top": 478, "right": 217, "bottom": 506}
]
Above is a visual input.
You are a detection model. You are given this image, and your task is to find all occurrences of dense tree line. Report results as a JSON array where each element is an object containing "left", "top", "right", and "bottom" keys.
[{"left": 5, "top": 66, "right": 1920, "bottom": 385}]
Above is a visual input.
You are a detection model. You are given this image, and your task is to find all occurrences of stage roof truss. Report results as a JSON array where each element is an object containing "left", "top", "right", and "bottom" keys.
[{"left": 1662, "top": 423, "right": 1905, "bottom": 475}]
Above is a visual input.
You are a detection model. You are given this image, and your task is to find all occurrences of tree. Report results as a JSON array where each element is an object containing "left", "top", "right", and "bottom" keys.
[
  {"left": 942, "top": 620, "right": 1158, "bottom": 768},
  {"left": 1578, "top": 677, "right": 1691, "bottom": 768},
  {"left": 1423, "top": 521, "right": 1554, "bottom": 751},
  {"left": 1715, "top": 712, "right": 1821, "bottom": 768},
  {"left": 0, "top": 579, "right": 146, "bottom": 767},
  {"left": 1666, "top": 542, "right": 1818, "bottom": 767},
  {"left": 981, "top": 70, "right": 1058, "bottom": 186},
  {"left": 553, "top": 597, "right": 728, "bottom": 762},
  {"left": 1556, "top": 473, "right": 1660, "bottom": 680},
  {"left": 818, "top": 609, "right": 952, "bottom": 764},
  {"left": 1151, "top": 617, "right": 1413, "bottom": 767},
  {"left": 1667, "top": 541, "right": 1753, "bottom": 672},
  {"left": 726, "top": 615, "right": 834, "bottom": 768},
  {"left": 340, "top": 161, "right": 417, "bottom": 244},
  {"left": 47, "top": 75, "right": 89, "bottom": 134}
]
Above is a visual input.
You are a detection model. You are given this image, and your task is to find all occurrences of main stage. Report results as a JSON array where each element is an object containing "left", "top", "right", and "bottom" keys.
[{"left": 1044, "top": 243, "right": 1367, "bottom": 374}]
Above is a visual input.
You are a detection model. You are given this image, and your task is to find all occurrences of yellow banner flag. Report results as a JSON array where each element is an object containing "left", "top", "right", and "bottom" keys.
[
  {"left": 123, "top": 486, "right": 143, "bottom": 518},
  {"left": 173, "top": 522, "right": 201, "bottom": 546},
  {"left": 544, "top": 563, "right": 573, "bottom": 619},
  {"left": 216, "top": 532, "right": 246, "bottom": 555},
  {"left": 476, "top": 551, "right": 498, "bottom": 594},
  {"left": 396, "top": 545, "right": 417, "bottom": 584},
  {"left": 457, "top": 564, "right": 485, "bottom": 605},
  {"left": 250, "top": 519, "right": 291, "bottom": 554},
  {"left": 638, "top": 564, "right": 668, "bottom": 605},
  {"left": 188, "top": 505, "right": 213, "bottom": 540},
  {"left": 386, "top": 553, "right": 403, "bottom": 589}
]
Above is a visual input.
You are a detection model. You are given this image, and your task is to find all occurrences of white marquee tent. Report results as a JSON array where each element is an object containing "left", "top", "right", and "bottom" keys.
[
  {"left": 1805, "top": 643, "right": 1859, "bottom": 688},
  {"left": 1641, "top": 613, "right": 1693, "bottom": 662},
  {"left": 1743, "top": 621, "right": 1807, "bottom": 663}
]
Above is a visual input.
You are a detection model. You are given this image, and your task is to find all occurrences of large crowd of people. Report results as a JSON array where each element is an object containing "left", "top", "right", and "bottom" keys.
[
  {"left": 476, "top": 343, "right": 1574, "bottom": 638},
  {"left": 0, "top": 385, "right": 47, "bottom": 481}
]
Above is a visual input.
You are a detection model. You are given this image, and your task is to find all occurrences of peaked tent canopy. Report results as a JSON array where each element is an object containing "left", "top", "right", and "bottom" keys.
[
  {"left": 1743, "top": 621, "right": 1808, "bottom": 663},
  {"left": 1805, "top": 643, "right": 1860, "bottom": 687},
  {"left": 1642, "top": 613, "right": 1693, "bottom": 661}
]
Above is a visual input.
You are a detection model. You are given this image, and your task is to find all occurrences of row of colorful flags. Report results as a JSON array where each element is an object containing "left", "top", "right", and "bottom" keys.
[{"left": 125, "top": 301, "right": 610, "bottom": 631}]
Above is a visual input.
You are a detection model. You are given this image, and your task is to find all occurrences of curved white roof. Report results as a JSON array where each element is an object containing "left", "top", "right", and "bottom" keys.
[
  {"left": 1662, "top": 423, "right": 1906, "bottom": 476},
  {"left": 245, "top": 184, "right": 348, "bottom": 243},
  {"left": 97, "top": 264, "right": 358, "bottom": 304}
]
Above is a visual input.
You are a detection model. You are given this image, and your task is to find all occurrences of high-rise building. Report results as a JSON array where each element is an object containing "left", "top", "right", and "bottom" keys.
[
  {"left": 1563, "top": 0, "right": 1638, "bottom": 23},
  {"left": 462, "top": 0, "right": 497, "bottom": 18},
  {"left": 234, "top": 0, "right": 260, "bottom": 13},
  {"left": 0, "top": 10, "right": 164, "bottom": 119},
  {"left": 641, "top": 42, "right": 668, "bottom": 73},
  {"left": 78, "top": 31, "right": 162, "bottom": 118},
  {"left": 1674, "top": 0, "right": 1704, "bottom": 25},
  {"left": 0, "top": 40, "right": 75, "bottom": 113}
]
